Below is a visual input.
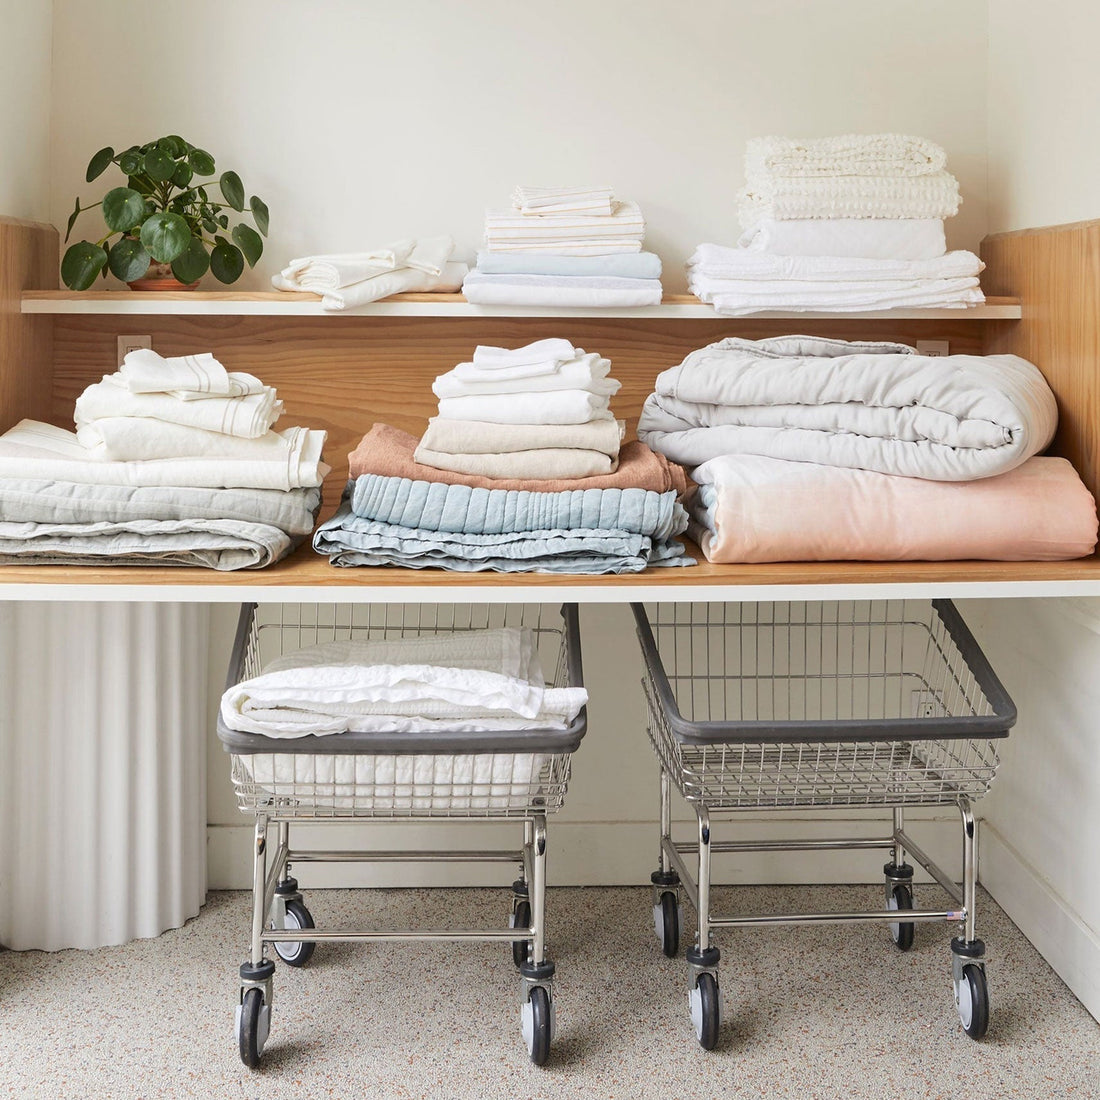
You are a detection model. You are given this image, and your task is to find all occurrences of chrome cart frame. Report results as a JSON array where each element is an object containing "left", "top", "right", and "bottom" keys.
[
  {"left": 632, "top": 599, "right": 1015, "bottom": 1049},
  {"left": 219, "top": 602, "right": 586, "bottom": 1068}
]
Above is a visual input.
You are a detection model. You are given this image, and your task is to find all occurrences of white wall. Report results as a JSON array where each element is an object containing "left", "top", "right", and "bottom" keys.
[
  {"left": 0, "top": 0, "right": 52, "bottom": 221},
  {"left": 50, "top": 0, "right": 989, "bottom": 291}
]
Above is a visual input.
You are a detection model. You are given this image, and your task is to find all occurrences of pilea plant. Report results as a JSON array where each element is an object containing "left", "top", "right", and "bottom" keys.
[{"left": 62, "top": 136, "right": 269, "bottom": 289}]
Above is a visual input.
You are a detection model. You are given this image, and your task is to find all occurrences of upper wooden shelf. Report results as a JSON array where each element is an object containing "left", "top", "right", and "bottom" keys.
[{"left": 20, "top": 290, "right": 1024, "bottom": 321}]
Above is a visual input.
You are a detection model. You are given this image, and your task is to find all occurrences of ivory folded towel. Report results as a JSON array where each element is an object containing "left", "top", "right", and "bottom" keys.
[
  {"left": 695, "top": 278, "right": 984, "bottom": 315},
  {"left": 76, "top": 375, "right": 282, "bottom": 439},
  {"left": 413, "top": 446, "right": 617, "bottom": 480},
  {"left": 485, "top": 200, "right": 644, "bottom": 242},
  {"left": 745, "top": 134, "right": 948, "bottom": 178},
  {"left": 278, "top": 240, "right": 416, "bottom": 290},
  {"left": 471, "top": 339, "right": 576, "bottom": 369},
  {"left": 511, "top": 185, "right": 614, "bottom": 215},
  {"left": 484, "top": 239, "right": 643, "bottom": 256},
  {"left": 738, "top": 218, "right": 946, "bottom": 260},
  {"left": 462, "top": 272, "right": 662, "bottom": 307},
  {"left": 475, "top": 251, "right": 663, "bottom": 280},
  {"left": 419, "top": 417, "right": 624, "bottom": 457},
  {"left": 119, "top": 349, "right": 264, "bottom": 399},
  {"left": 432, "top": 354, "right": 618, "bottom": 398},
  {"left": 437, "top": 389, "right": 610, "bottom": 425}
]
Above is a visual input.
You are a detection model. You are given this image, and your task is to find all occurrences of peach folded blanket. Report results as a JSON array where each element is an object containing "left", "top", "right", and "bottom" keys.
[
  {"left": 349, "top": 424, "right": 689, "bottom": 496},
  {"left": 690, "top": 455, "right": 1098, "bottom": 562}
]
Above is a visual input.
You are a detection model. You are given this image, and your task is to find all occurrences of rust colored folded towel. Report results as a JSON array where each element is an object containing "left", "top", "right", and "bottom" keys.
[{"left": 349, "top": 423, "right": 689, "bottom": 497}]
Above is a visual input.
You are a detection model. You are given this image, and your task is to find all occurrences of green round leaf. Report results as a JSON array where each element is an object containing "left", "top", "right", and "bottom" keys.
[
  {"left": 65, "top": 198, "right": 82, "bottom": 243},
  {"left": 232, "top": 223, "right": 263, "bottom": 267},
  {"left": 142, "top": 147, "right": 177, "bottom": 182},
  {"left": 102, "top": 186, "right": 147, "bottom": 232},
  {"left": 85, "top": 146, "right": 115, "bottom": 183},
  {"left": 172, "top": 161, "right": 194, "bottom": 188},
  {"left": 170, "top": 237, "right": 210, "bottom": 284},
  {"left": 61, "top": 241, "right": 108, "bottom": 290},
  {"left": 119, "top": 149, "right": 143, "bottom": 175},
  {"left": 219, "top": 170, "right": 245, "bottom": 211},
  {"left": 188, "top": 148, "right": 215, "bottom": 176},
  {"left": 210, "top": 241, "right": 245, "bottom": 284},
  {"left": 107, "top": 236, "right": 151, "bottom": 282},
  {"left": 139, "top": 210, "right": 192, "bottom": 263},
  {"left": 217, "top": 214, "right": 229, "bottom": 229},
  {"left": 249, "top": 195, "right": 270, "bottom": 236},
  {"left": 159, "top": 135, "right": 185, "bottom": 157},
  {"left": 201, "top": 216, "right": 217, "bottom": 234}
]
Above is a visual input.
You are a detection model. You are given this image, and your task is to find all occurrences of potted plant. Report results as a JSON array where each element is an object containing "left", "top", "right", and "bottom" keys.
[{"left": 62, "top": 136, "right": 269, "bottom": 290}]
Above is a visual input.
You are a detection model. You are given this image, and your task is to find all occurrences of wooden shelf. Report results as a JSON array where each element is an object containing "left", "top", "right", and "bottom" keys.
[
  {"left": 21, "top": 290, "right": 1024, "bottom": 321},
  {"left": 1, "top": 541, "right": 1098, "bottom": 603}
]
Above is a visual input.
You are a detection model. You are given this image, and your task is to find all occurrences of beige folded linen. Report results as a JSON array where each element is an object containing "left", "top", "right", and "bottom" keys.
[
  {"left": 412, "top": 446, "right": 617, "bottom": 480},
  {"left": 437, "top": 389, "right": 610, "bottom": 425},
  {"left": 349, "top": 424, "right": 689, "bottom": 496},
  {"left": 419, "top": 417, "right": 624, "bottom": 457}
]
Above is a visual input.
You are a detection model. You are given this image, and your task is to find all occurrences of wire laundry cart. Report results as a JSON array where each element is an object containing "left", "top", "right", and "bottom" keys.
[
  {"left": 217, "top": 601, "right": 586, "bottom": 1067},
  {"left": 631, "top": 599, "right": 1015, "bottom": 1049}
]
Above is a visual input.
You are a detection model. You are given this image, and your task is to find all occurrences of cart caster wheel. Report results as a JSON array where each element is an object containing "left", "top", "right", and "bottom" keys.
[
  {"left": 654, "top": 891, "right": 680, "bottom": 958},
  {"left": 689, "top": 972, "right": 721, "bottom": 1050},
  {"left": 236, "top": 988, "right": 270, "bottom": 1068},
  {"left": 272, "top": 898, "right": 315, "bottom": 968},
  {"left": 955, "top": 963, "right": 990, "bottom": 1040},
  {"left": 521, "top": 985, "right": 553, "bottom": 1065},
  {"left": 510, "top": 898, "right": 531, "bottom": 968},
  {"left": 887, "top": 883, "right": 915, "bottom": 952}
]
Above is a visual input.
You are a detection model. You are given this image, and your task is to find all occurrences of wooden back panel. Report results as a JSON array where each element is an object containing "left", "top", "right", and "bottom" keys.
[
  {"left": 982, "top": 219, "right": 1100, "bottom": 498},
  {"left": 0, "top": 217, "right": 56, "bottom": 431}
]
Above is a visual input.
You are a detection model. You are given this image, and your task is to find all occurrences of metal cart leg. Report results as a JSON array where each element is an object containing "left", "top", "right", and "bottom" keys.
[
  {"left": 518, "top": 813, "right": 555, "bottom": 1064},
  {"left": 510, "top": 819, "right": 534, "bottom": 969},
  {"left": 884, "top": 806, "right": 916, "bottom": 951},
  {"left": 651, "top": 768, "right": 682, "bottom": 958},
  {"left": 237, "top": 813, "right": 275, "bottom": 1068},
  {"left": 686, "top": 805, "right": 721, "bottom": 1050},
  {"left": 950, "top": 796, "right": 989, "bottom": 1039}
]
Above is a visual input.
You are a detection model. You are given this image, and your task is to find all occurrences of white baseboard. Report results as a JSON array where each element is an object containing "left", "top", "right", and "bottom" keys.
[
  {"left": 980, "top": 821, "right": 1100, "bottom": 1021},
  {"left": 207, "top": 812, "right": 961, "bottom": 890}
]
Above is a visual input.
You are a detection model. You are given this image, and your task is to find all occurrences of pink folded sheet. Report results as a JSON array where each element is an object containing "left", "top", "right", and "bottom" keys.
[{"left": 690, "top": 454, "right": 1098, "bottom": 562}]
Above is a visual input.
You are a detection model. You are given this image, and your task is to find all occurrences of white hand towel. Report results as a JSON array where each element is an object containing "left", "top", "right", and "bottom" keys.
[
  {"left": 273, "top": 259, "right": 466, "bottom": 311},
  {"left": 437, "top": 390, "right": 611, "bottom": 425},
  {"left": 76, "top": 375, "right": 282, "bottom": 439},
  {"left": 471, "top": 338, "right": 577, "bottom": 369},
  {"left": 119, "top": 349, "right": 238, "bottom": 396},
  {"left": 737, "top": 218, "right": 947, "bottom": 261},
  {"left": 279, "top": 240, "right": 417, "bottom": 290},
  {"left": 432, "top": 354, "right": 618, "bottom": 399}
]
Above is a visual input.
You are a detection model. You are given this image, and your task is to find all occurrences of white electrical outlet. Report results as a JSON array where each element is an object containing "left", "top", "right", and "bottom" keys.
[
  {"left": 910, "top": 689, "right": 946, "bottom": 718},
  {"left": 915, "top": 339, "right": 950, "bottom": 357},
  {"left": 117, "top": 335, "right": 152, "bottom": 366}
]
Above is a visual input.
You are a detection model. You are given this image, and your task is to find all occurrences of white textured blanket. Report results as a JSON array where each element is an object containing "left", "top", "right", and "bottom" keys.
[
  {"left": 637, "top": 335, "right": 1057, "bottom": 481},
  {"left": 745, "top": 134, "right": 948, "bottom": 178}
]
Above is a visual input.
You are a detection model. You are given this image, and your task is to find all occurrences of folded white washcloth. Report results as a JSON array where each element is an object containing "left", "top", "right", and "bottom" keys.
[
  {"left": 471, "top": 338, "right": 577, "bottom": 369},
  {"left": 76, "top": 374, "right": 282, "bottom": 439},
  {"left": 745, "top": 134, "right": 948, "bottom": 178},
  {"left": 279, "top": 240, "right": 417, "bottom": 290},
  {"left": 511, "top": 185, "right": 614, "bottom": 216},
  {"left": 436, "top": 390, "right": 612, "bottom": 426},
  {"left": 688, "top": 245, "right": 982, "bottom": 282},
  {"left": 738, "top": 218, "right": 946, "bottom": 261},
  {"left": 433, "top": 354, "right": 618, "bottom": 399},
  {"left": 118, "top": 349, "right": 264, "bottom": 402}
]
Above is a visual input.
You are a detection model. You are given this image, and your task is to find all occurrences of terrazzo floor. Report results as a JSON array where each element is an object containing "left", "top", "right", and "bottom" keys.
[{"left": 1, "top": 885, "right": 1098, "bottom": 1099}]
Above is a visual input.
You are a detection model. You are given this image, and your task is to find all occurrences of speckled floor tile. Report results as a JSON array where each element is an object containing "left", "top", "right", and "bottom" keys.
[{"left": 1, "top": 885, "right": 1097, "bottom": 1099}]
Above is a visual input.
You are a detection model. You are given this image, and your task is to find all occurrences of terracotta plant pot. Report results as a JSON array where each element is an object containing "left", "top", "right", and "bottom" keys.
[{"left": 127, "top": 259, "right": 199, "bottom": 292}]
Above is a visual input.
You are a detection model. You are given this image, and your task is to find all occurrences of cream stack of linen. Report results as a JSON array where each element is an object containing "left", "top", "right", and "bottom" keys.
[
  {"left": 272, "top": 235, "right": 468, "bottom": 311},
  {"left": 690, "top": 134, "right": 983, "bottom": 315},
  {"left": 0, "top": 349, "right": 328, "bottom": 570},
  {"left": 462, "top": 187, "right": 663, "bottom": 307}
]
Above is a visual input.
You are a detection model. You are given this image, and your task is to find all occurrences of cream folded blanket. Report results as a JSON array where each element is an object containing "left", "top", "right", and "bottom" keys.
[
  {"left": 278, "top": 240, "right": 416, "bottom": 290},
  {"left": 119, "top": 349, "right": 264, "bottom": 399},
  {"left": 76, "top": 375, "right": 282, "bottom": 439},
  {"left": 745, "top": 134, "right": 948, "bottom": 178},
  {"left": 412, "top": 446, "right": 617, "bottom": 480},
  {"left": 437, "top": 390, "right": 611, "bottom": 425},
  {"left": 738, "top": 218, "right": 946, "bottom": 260},
  {"left": 419, "top": 416, "right": 624, "bottom": 457},
  {"left": 0, "top": 420, "right": 328, "bottom": 491},
  {"left": 511, "top": 185, "right": 614, "bottom": 215},
  {"left": 690, "top": 454, "right": 1097, "bottom": 563},
  {"left": 433, "top": 354, "right": 618, "bottom": 398}
]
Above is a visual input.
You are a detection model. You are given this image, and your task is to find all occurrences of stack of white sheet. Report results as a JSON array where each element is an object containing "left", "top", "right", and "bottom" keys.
[
  {"left": 273, "top": 236, "right": 468, "bottom": 311},
  {"left": 417, "top": 338, "right": 625, "bottom": 479},
  {"left": 0, "top": 349, "right": 329, "bottom": 570},
  {"left": 691, "top": 134, "right": 981, "bottom": 315},
  {"left": 463, "top": 187, "right": 663, "bottom": 307}
]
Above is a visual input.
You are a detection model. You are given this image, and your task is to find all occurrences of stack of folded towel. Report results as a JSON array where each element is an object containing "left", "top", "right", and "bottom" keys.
[
  {"left": 690, "top": 134, "right": 984, "bottom": 314},
  {"left": 312, "top": 338, "right": 693, "bottom": 574},
  {"left": 637, "top": 335, "right": 1098, "bottom": 562},
  {"left": 273, "top": 236, "right": 468, "bottom": 311},
  {"left": 0, "top": 350, "right": 327, "bottom": 569},
  {"left": 462, "top": 187, "right": 663, "bottom": 307}
]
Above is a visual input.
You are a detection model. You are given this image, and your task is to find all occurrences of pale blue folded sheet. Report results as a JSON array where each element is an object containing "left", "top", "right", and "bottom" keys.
[
  {"left": 475, "top": 250, "right": 663, "bottom": 280},
  {"left": 350, "top": 476, "right": 683, "bottom": 539}
]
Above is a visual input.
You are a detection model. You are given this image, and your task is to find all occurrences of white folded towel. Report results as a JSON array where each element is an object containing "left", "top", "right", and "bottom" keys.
[
  {"left": 695, "top": 278, "right": 984, "bottom": 316},
  {"left": 738, "top": 217, "right": 946, "bottom": 261},
  {"left": 404, "top": 235, "right": 457, "bottom": 277},
  {"left": 511, "top": 185, "right": 614, "bottom": 216},
  {"left": 413, "top": 446, "right": 617, "bottom": 480},
  {"left": 462, "top": 272, "right": 662, "bottom": 308},
  {"left": 437, "top": 390, "right": 612, "bottom": 426},
  {"left": 76, "top": 375, "right": 282, "bottom": 439},
  {"left": 273, "top": 258, "right": 466, "bottom": 311},
  {"left": 279, "top": 240, "right": 417, "bottom": 291},
  {"left": 419, "top": 416, "right": 624, "bottom": 457},
  {"left": 472, "top": 338, "right": 577, "bottom": 369},
  {"left": 433, "top": 354, "right": 618, "bottom": 399},
  {"left": 745, "top": 134, "right": 948, "bottom": 178},
  {"left": 485, "top": 200, "right": 645, "bottom": 243},
  {"left": 484, "top": 239, "right": 644, "bottom": 256},
  {"left": 0, "top": 420, "right": 328, "bottom": 491},
  {"left": 118, "top": 349, "right": 265, "bottom": 399}
]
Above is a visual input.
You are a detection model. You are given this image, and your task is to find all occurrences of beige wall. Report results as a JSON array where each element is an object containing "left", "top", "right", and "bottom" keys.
[
  {"left": 50, "top": 0, "right": 989, "bottom": 291},
  {"left": 0, "top": 0, "right": 52, "bottom": 221}
]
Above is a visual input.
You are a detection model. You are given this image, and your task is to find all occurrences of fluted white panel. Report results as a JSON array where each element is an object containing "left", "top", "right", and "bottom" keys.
[{"left": 0, "top": 602, "right": 209, "bottom": 950}]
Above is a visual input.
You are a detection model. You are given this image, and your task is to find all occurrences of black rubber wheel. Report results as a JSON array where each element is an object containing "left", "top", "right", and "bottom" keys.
[
  {"left": 888, "top": 883, "right": 915, "bottom": 952},
  {"left": 273, "top": 898, "right": 316, "bottom": 968},
  {"left": 238, "top": 987, "right": 265, "bottom": 1068},
  {"left": 693, "top": 972, "right": 720, "bottom": 1051},
  {"left": 526, "top": 985, "right": 552, "bottom": 1066},
  {"left": 659, "top": 892, "right": 680, "bottom": 958},
  {"left": 956, "top": 963, "right": 990, "bottom": 1040},
  {"left": 512, "top": 899, "right": 532, "bottom": 969}
]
